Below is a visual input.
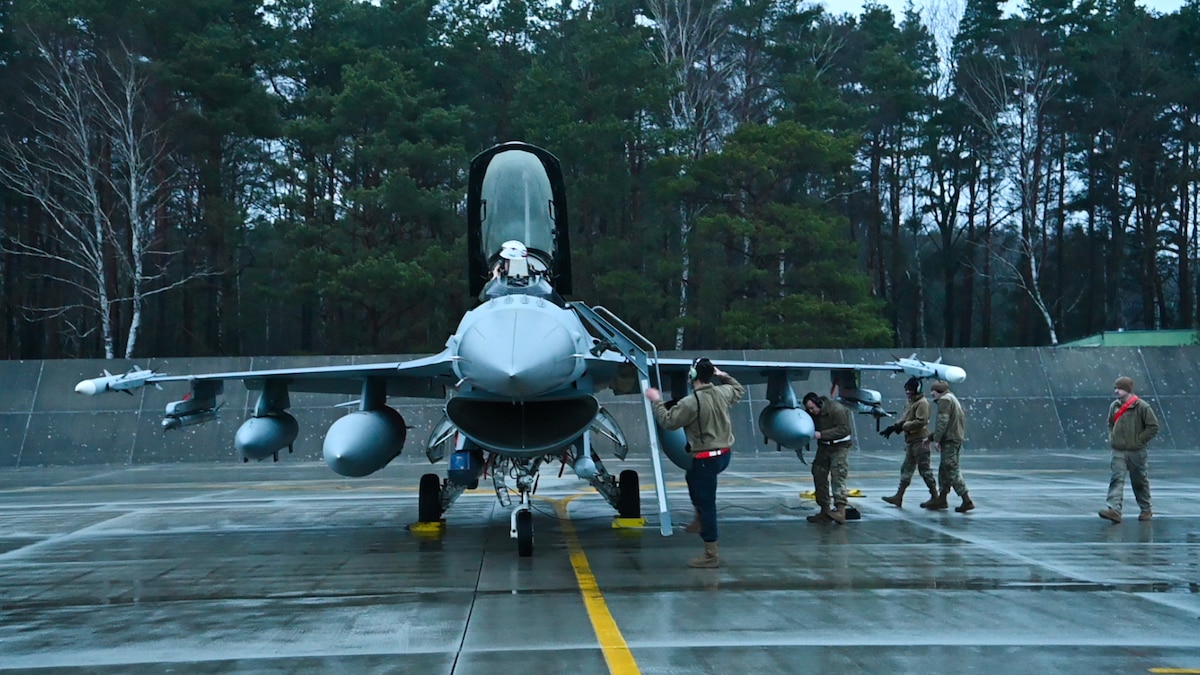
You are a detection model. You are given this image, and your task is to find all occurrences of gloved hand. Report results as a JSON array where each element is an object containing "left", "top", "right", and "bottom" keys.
[{"left": 879, "top": 423, "right": 902, "bottom": 439}]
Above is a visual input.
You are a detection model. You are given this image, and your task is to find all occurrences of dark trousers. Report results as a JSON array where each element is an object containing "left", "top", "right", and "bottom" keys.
[{"left": 686, "top": 452, "right": 731, "bottom": 543}]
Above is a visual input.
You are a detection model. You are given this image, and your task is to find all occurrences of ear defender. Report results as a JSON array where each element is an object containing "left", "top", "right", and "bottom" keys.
[{"left": 688, "top": 358, "right": 700, "bottom": 381}]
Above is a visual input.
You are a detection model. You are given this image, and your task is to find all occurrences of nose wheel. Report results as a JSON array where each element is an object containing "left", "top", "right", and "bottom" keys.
[{"left": 510, "top": 492, "right": 534, "bottom": 557}]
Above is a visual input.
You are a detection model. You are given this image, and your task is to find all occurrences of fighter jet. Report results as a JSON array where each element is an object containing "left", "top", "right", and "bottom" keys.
[{"left": 75, "top": 141, "right": 966, "bottom": 557}]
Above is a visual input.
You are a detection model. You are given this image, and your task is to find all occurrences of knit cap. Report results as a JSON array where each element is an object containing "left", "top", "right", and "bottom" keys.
[{"left": 1114, "top": 376, "right": 1134, "bottom": 392}]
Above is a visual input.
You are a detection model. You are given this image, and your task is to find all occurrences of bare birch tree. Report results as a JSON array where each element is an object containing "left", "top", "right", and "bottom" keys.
[
  {"left": 958, "top": 32, "right": 1063, "bottom": 344},
  {"left": 0, "top": 36, "right": 198, "bottom": 358},
  {"left": 646, "top": 0, "right": 731, "bottom": 349}
]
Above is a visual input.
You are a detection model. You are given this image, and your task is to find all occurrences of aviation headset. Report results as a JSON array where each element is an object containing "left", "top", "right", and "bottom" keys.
[
  {"left": 904, "top": 376, "right": 922, "bottom": 393},
  {"left": 689, "top": 357, "right": 714, "bottom": 383}
]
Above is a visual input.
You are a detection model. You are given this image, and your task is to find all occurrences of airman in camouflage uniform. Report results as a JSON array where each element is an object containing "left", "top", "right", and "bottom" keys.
[
  {"left": 926, "top": 380, "right": 973, "bottom": 512},
  {"left": 879, "top": 377, "right": 938, "bottom": 508},
  {"left": 802, "top": 392, "right": 853, "bottom": 524}
]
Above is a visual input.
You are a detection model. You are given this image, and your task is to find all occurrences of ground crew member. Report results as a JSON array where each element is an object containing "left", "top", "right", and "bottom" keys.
[
  {"left": 802, "top": 392, "right": 853, "bottom": 524},
  {"left": 926, "top": 380, "right": 974, "bottom": 512},
  {"left": 645, "top": 358, "right": 745, "bottom": 567},
  {"left": 1099, "top": 376, "right": 1159, "bottom": 523},
  {"left": 879, "top": 377, "right": 938, "bottom": 508}
]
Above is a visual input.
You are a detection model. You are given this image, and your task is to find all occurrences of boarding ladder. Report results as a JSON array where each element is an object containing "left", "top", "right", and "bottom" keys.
[{"left": 568, "top": 302, "right": 673, "bottom": 536}]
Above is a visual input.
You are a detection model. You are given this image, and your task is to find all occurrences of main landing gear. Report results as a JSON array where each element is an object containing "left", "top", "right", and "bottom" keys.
[{"left": 414, "top": 454, "right": 643, "bottom": 558}]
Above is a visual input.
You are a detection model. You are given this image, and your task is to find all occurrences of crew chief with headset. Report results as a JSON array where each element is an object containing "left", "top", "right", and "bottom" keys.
[{"left": 645, "top": 358, "right": 745, "bottom": 569}]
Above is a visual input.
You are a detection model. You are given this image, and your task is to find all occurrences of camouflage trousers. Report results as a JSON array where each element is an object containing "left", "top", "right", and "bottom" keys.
[
  {"left": 936, "top": 441, "right": 968, "bottom": 497},
  {"left": 812, "top": 444, "right": 850, "bottom": 509},
  {"left": 1107, "top": 448, "right": 1152, "bottom": 514},
  {"left": 898, "top": 440, "right": 937, "bottom": 493}
]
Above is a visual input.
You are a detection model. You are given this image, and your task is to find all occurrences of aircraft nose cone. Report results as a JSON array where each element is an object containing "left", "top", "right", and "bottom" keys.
[
  {"left": 75, "top": 380, "right": 98, "bottom": 395},
  {"left": 456, "top": 305, "right": 578, "bottom": 397}
]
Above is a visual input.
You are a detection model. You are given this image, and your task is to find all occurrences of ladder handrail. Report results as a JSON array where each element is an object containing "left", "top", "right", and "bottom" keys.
[{"left": 567, "top": 301, "right": 673, "bottom": 537}]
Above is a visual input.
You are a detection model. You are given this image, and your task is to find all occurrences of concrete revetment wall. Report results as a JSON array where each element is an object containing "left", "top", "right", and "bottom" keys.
[{"left": 2, "top": 347, "right": 1197, "bottom": 468}]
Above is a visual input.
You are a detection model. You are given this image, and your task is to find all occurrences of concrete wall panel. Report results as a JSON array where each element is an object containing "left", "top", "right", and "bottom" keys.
[
  {"left": 962, "top": 397, "right": 1065, "bottom": 451},
  {"left": 22, "top": 412, "right": 140, "bottom": 466},
  {"left": 1138, "top": 348, "right": 1200, "bottom": 394},
  {"left": 1153, "top": 397, "right": 1199, "bottom": 450},
  {"left": 0, "top": 414, "right": 26, "bottom": 467},
  {"left": 1051, "top": 397, "right": 1121, "bottom": 451},
  {"left": 1040, "top": 348, "right": 1146, "bottom": 397},
  {"left": 0, "top": 361, "right": 43, "bottom": 413}
]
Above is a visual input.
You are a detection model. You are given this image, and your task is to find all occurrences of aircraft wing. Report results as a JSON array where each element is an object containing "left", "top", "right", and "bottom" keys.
[
  {"left": 75, "top": 351, "right": 458, "bottom": 399},
  {"left": 650, "top": 354, "right": 966, "bottom": 386}
]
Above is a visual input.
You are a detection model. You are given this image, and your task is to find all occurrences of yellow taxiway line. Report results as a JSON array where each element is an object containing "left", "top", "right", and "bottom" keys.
[{"left": 554, "top": 496, "right": 640, "bottom": 675}]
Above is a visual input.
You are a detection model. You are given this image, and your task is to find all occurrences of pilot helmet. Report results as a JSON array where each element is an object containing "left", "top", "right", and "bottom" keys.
[{"left": 499, "top": 240, "right": 528, "bottom": 260}]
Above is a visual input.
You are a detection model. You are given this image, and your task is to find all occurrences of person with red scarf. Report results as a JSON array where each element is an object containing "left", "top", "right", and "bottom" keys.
[{"left": 1099, "top": 376, "right": 1159, "bottom": 523}]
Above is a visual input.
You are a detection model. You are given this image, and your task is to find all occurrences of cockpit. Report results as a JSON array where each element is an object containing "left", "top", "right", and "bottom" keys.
[{"left": 467, "top": 142, "right": 572, "bottom": 301}]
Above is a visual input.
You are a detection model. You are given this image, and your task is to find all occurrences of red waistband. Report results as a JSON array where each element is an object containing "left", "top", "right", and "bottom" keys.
[{"left": 692, "top": 448, "right": 730, "bottom": 459}]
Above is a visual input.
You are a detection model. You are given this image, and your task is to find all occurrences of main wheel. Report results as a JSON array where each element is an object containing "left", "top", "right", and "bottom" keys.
[
  {"left": 418, "top": 473, "right": 442, "bottom": 522},
  {"left": 516, "top": 509, "right": 533, "bottom": 557},
  {"left": 617, "top": 469, "right": 640, "bottom": 518}
]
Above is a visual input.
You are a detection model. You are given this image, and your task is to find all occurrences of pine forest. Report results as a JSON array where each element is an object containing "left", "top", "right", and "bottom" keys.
[{"left": 0, "top": 0, "right": 1198, "bottom": 359}]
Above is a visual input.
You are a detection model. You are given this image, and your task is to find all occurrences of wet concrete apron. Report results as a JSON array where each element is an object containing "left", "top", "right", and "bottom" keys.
[{"left": 1, "top": 451, "right": 1198, "bottom": 673}]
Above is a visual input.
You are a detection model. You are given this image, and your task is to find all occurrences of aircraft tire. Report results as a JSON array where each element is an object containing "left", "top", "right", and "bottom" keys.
[
  {"left": 617, "top": 469, "right": 641, "bottom": 519},
  {"left": 418, "top": 473, "right": 442, "bottom": 522},
  {"left": 516, "top": 509, "right": 533, "bottom": 557}
]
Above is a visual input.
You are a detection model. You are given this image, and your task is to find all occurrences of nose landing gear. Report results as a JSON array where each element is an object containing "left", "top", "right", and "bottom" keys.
[{"left": 511, "top": 492, "right": 534, "bottom": 557}]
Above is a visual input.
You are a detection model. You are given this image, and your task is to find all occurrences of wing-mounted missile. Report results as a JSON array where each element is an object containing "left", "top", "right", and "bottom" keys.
[
  {"left": 74, "top": 366, "right": 163, "bottom": 396},
  {"left": 890, "top": 354, "right": 967, "bottom": 383},
  {"left": 235, "top": 380, "right": 299, "bottom": 462},
  {"left": 467, "top": 142, "right": 572, "bottom": 298},
  {"left": 831, "top": 369, "right": 893, "bottom": 429},
  {"left": 162, "top": 379, "right": 224, "bottom": 430}
]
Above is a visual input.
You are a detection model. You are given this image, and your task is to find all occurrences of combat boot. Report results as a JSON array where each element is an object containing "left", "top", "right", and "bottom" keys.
[
  {"left": 684, "top": 510, "right": 701, "bottom": 534},
  {"left": 954, "top": 494, "right": 975, "bottom": 513},
  {"left": 688, "top": 541, "right": 720, "bottom": 568},
  {"left": 922, "top": 491, "right": 949, "bottom": 510},
  {"left": 881, "top": 483, "right": 907, "bottom": 508},
  {"left": 806, "top": 506, "right": 833, "bottom": 523},
  {"left": 828, "top": 505, "right": 847, "bottom": 524}
]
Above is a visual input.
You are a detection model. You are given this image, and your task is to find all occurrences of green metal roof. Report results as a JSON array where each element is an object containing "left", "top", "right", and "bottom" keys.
[{"left": 1059, "top": 329, "right": 1200, "bottom": 347}]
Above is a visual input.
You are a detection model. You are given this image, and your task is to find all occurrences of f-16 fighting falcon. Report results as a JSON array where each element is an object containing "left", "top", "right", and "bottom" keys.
[{"left": 75, "top": 141, "right": 967, "bottom": 557}]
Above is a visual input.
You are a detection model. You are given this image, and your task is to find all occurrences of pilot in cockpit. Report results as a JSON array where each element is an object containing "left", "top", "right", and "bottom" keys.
[
  {"left": 481, "top": 239, "right": 560, "bottom": 303},
  {"left": 491, "top": 240, "right": 530, "bottom": 281}
]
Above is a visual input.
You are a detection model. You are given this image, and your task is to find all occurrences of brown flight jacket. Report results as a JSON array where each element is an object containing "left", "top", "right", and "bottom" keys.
[
  {"left": 900, "top": 394, "right": 930, "bottom": 442},
  {"left": 931, "top": 392, "right": 966, "bottom": 444},
  {"left": 652, "top": 374, "right": 746, "bottom": 452}
]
